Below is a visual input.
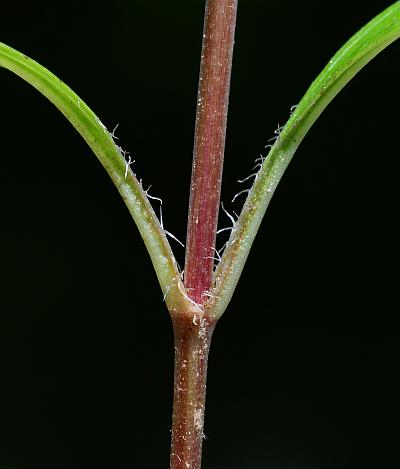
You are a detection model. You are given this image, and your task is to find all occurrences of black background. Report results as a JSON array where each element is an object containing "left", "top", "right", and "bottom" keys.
[{"left": 1, "top": 1, "right": 399, "bottom": 468}]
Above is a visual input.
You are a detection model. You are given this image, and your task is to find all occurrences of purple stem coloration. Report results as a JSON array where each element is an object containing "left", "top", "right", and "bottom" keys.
[
  {"left": 184, "top": 0, "right": 238, "bottom": 304},
  {"left": 169, "top": 313, "right": 216, "bottom": 469},
  {"left": 169, "top": 1, "right": 238, "bottom": 468}
]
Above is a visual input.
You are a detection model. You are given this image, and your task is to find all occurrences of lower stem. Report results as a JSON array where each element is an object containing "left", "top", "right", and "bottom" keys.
[{"left": 169, "top": 312, "right": 216, "bottom": 469}]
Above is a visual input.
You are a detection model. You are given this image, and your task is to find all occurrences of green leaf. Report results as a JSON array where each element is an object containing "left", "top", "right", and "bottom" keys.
[
  {"left": 0, "top": 41, "right": 188, "bottom": 310},
  {"left": 211, "top": 2, "right": 400, "bottom": 319}
]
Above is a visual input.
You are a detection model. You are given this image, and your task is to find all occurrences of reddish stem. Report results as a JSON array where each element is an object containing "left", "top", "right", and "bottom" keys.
[
  {"left": 169, "top": 2, "right": 238, "bottom": 468},
  {"left": 169, "top": 312, "right": 216, "bottom": 469},
  {"left": 184, "top": 0, "right": 238, "bottom": 304}
]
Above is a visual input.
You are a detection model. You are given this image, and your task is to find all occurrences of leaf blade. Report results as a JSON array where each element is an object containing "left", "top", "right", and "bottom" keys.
[
  {"left": 0, "top": 41, "right": 184, "bottom": 307},
  {"left": 211, "top": 2, "right": 400, "bottom": 318}
]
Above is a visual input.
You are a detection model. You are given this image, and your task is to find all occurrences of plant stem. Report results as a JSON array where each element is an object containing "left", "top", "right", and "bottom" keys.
[
  {"left": 184, "top": 0, "right": 238, "bottom": 304},
  {"left": 169, "top": 312, "right": 216, "bottom": 469},
  {"left": 170, "top": 2, "right": 237, "bottom": 467}
]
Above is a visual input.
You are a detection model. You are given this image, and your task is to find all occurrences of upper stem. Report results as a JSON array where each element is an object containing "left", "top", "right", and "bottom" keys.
[{"left": 184, "top": 0, "right": 238, "bottom": 304}]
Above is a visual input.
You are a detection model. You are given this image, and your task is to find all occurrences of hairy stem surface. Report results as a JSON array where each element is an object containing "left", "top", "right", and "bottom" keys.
[
  {"left": 170, "top": 312, "right": 216, "bottom": 469},
  {"left": 171, "top": 2, "right": 238, "bottom": 466},
  {"left": 184, "top": 0, "right": 238, "bottom": 304}
]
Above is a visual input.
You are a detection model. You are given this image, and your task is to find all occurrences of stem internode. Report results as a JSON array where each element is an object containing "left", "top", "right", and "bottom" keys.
[
  {"left": 169, "top": 312, "right": 216, "bottom": 469},
  {"left": 184, "top": 0, "right": 238, "bottom": 304}
]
